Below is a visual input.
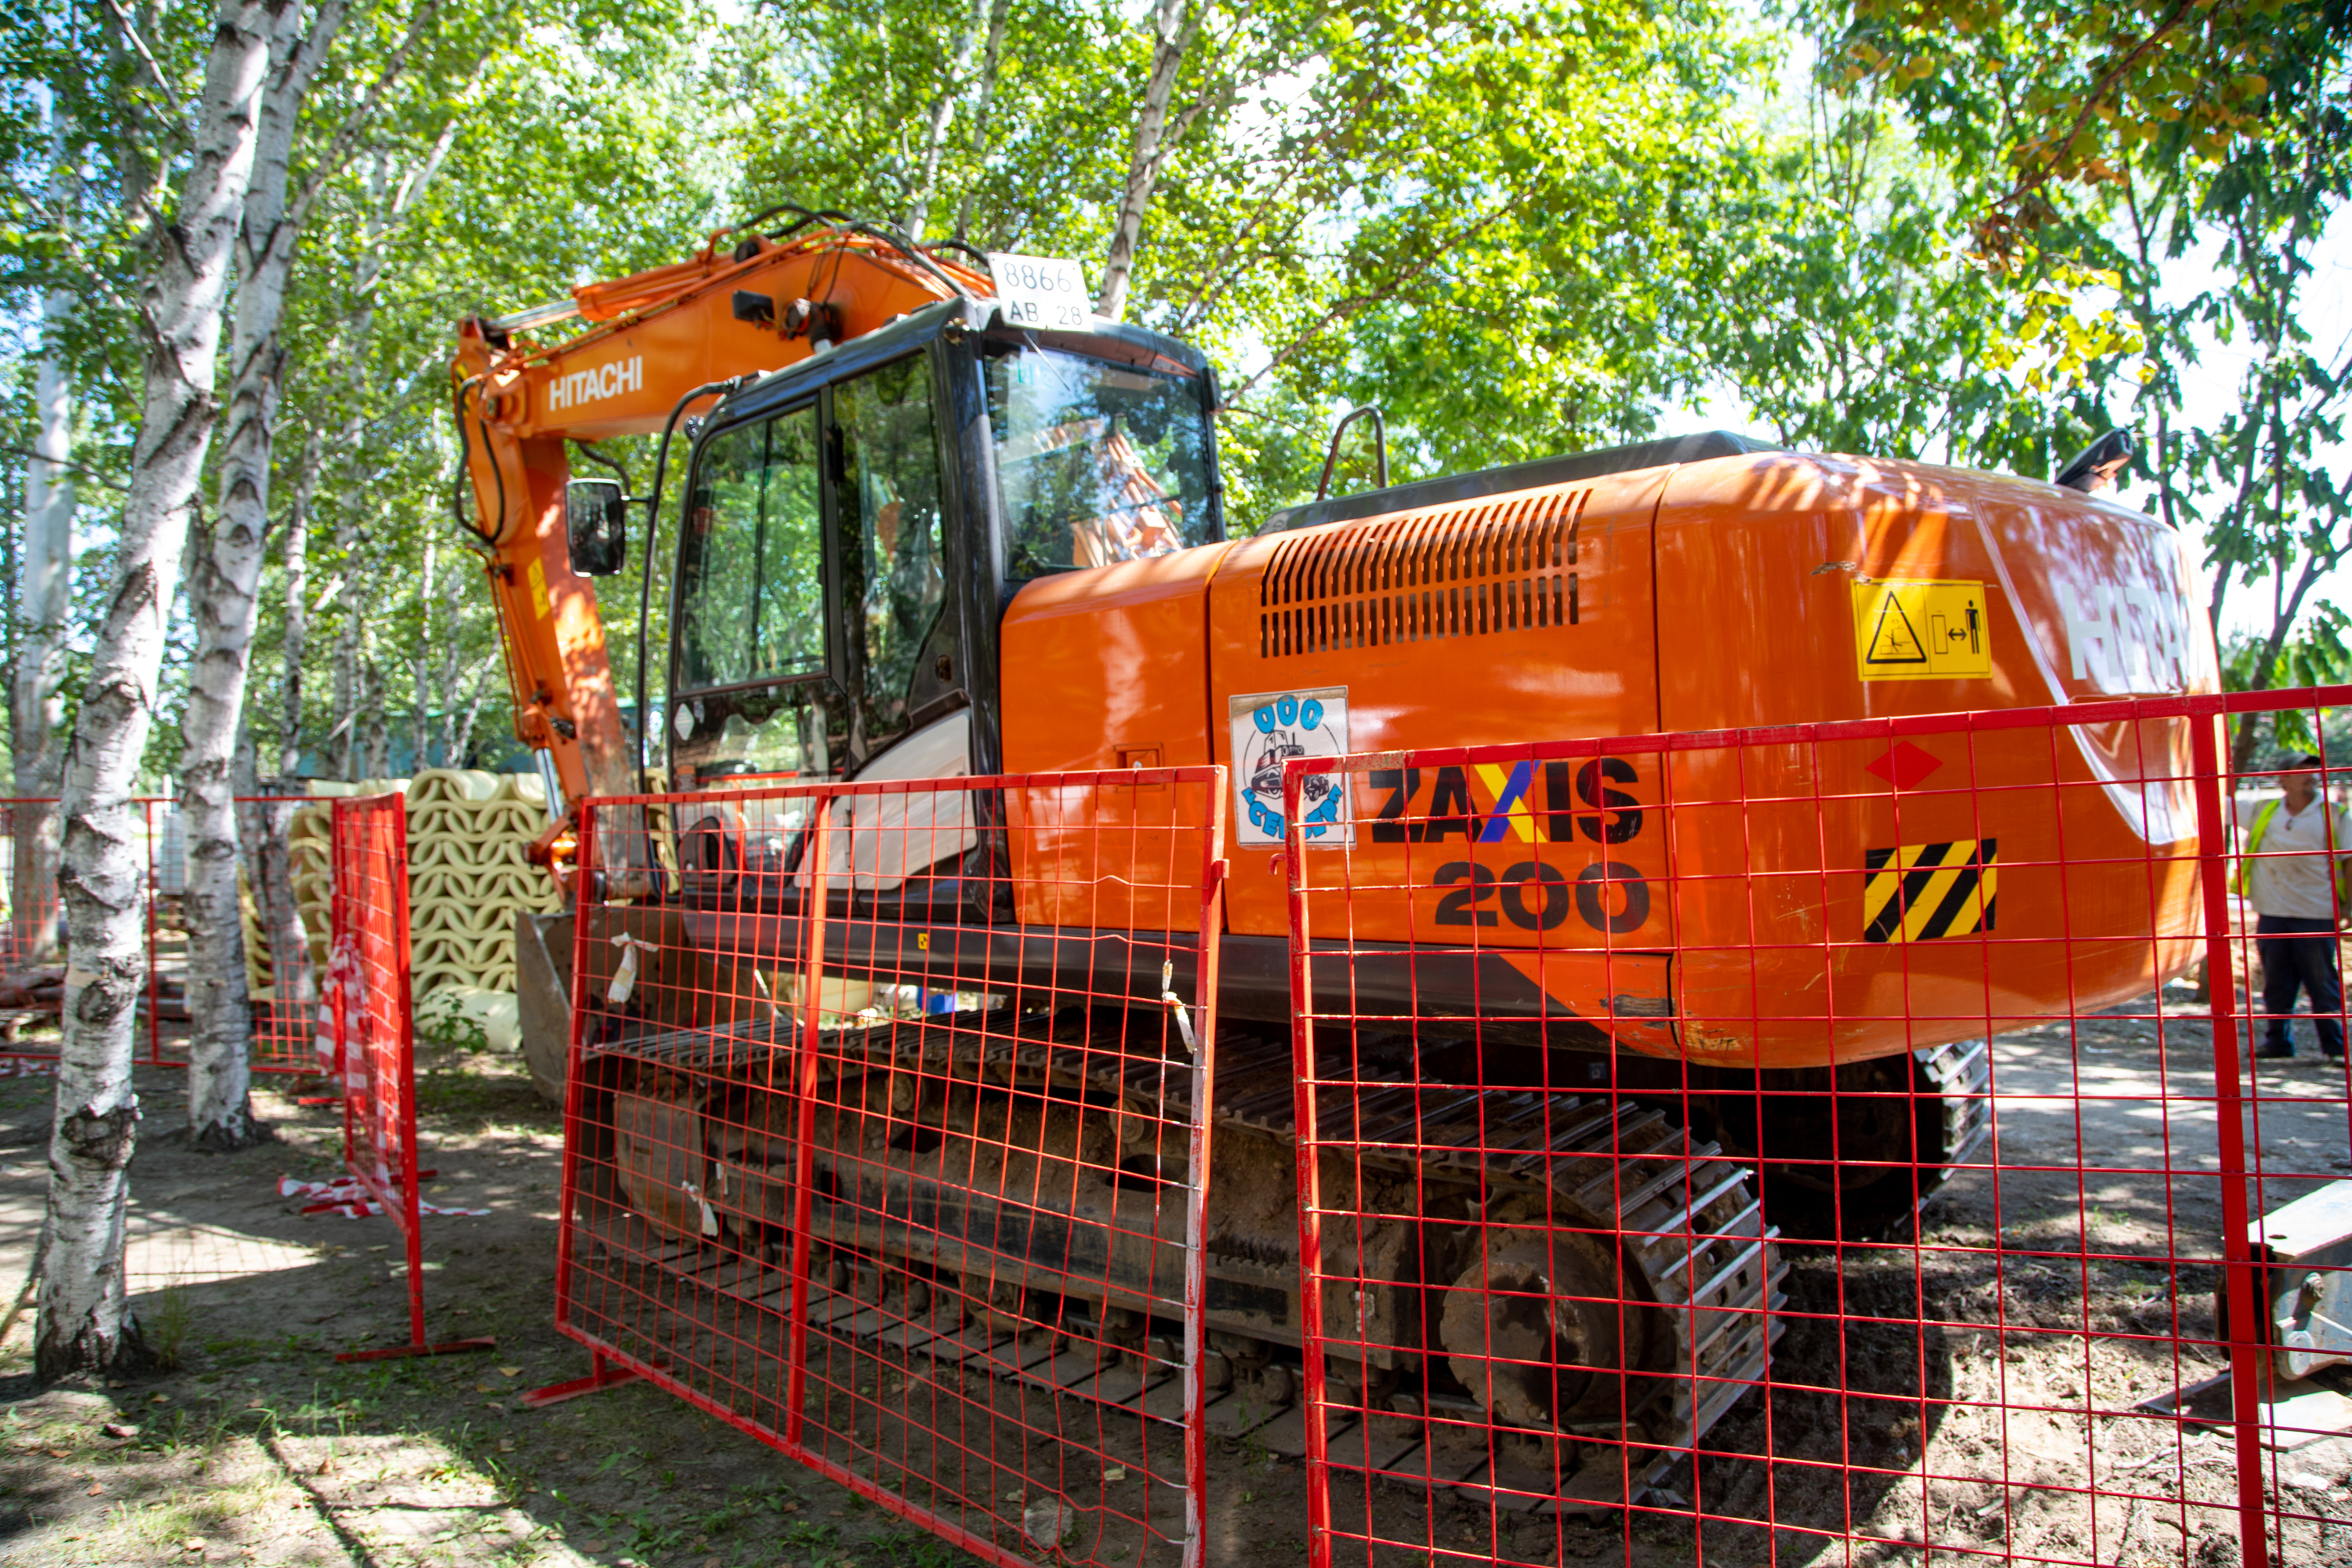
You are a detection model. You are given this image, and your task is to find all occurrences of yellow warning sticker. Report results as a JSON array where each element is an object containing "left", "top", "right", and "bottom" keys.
[
  {"left": 527, "top": 557, "right": 552, "bottom": 621},
  {"left": 1851, "top": 579, "right": 1992, "bottom": 681}
]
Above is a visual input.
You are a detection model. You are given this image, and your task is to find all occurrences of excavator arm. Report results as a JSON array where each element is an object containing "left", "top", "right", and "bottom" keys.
[{"left": 451, "top": 222, "right": 992, "bottom": 807}]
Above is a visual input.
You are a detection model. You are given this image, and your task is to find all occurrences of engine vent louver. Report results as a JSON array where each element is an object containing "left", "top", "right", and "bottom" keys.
[{"left": 1257, "top": 488, "right": 1587, "bottom": 659}]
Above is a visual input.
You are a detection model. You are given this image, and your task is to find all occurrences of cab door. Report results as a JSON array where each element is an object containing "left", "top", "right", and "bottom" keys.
[
  {"left": 666, "top": 350, "right": 978, "bottom": 898},
  {"left": 820, "top": 354, "right": 976, "bottom": 894},
  {"left": 832, "top": 356, "right": 961, "bottom": 753}
]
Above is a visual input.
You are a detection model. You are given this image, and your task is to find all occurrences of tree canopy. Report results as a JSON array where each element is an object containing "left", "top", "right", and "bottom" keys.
[{"left": 2, "top": 0, "right": 2346, "bottom": 789}]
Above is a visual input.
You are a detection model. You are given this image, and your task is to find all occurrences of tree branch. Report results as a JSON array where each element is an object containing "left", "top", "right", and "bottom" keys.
[
  {"left": 1221, "top": 208, "right": 1505, "bottom": 405},
  {"left": 96, "top": 0, "right": 189, "bottom": 122},
  {"left": 1991, "top": 0, "right": 2195, "bottom": 230},
  {"left": 1, "top": 445, "right": 126, "bottom": 492},
  {"left": 288, "top": 0, "right": 443, "bottom": 234}
]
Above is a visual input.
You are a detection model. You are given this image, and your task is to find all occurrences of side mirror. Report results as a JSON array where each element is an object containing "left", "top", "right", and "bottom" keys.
[{"left": 565, "top": 480, "right": 628, "bottom": 575}]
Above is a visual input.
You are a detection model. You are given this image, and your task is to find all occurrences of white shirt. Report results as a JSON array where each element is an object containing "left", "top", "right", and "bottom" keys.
[{"left": 2236, "top": 796, "right": 2352, "bottom": 922}]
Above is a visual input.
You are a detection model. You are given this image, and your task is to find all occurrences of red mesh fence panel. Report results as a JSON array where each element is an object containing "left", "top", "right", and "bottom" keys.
[
  {"left": 0, "top": 797, "right": 65, "bottom": 1053},
  {"left": 0, "top": 796, "right": 178, "bottom": 1065},
  {"left": 0, "top": 795, "right": 318, "bottom": 1073},
  {"left": 550, "top": 768, "right": 1226, "bottom": 1567},
  {"left": 1283, "top": 689, "right": 2352, "bottom": 1568},
  {"left": 328, "top": 791, "right": 494, "bottom": 1363},
  {"left": 2216, "top": 690, "right": 2352, "bottom": 1568}
]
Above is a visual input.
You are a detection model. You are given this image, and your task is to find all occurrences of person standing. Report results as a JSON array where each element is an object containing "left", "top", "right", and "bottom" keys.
[{"left": 2238, "top": 753, "right": 2352, "bottom": 1060}]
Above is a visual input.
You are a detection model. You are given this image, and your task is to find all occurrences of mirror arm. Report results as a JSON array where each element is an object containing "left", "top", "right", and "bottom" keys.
[
  {"left": 569, "top": 440, "right": 647, "bottom": 540},
  {"left": 569, "top": 438, "right": 633, "bottom": 493}
]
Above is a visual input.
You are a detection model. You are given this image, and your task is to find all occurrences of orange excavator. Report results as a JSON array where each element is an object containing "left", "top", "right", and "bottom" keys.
[{"left": 454, "top": 209, "right": 2213, "bottom": 1489}]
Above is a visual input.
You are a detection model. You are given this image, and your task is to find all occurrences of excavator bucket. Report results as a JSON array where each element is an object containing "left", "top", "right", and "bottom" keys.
[{"left": 514, "top": 909, "right": 573, "bottom": 1106}]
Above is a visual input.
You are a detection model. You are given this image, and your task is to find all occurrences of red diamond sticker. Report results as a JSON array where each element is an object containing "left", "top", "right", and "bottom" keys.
[{"left": 1866, "top": 742, "right": 1944, "bottom": 789}]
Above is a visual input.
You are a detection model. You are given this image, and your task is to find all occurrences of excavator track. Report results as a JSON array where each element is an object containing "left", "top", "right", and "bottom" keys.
[
  {"left": 1670, "top": 1035, "right": 1994, "bottom": 1243},
  {"left": 575, "top": 1006, "right": 1785, "bottom": 1512}
]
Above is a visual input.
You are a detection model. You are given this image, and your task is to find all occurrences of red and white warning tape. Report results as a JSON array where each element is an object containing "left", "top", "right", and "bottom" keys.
[{"left": 277, "top": 1174, "right": 488, "bottom": 1218}]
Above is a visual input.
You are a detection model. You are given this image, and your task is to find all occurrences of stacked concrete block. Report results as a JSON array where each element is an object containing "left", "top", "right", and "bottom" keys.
[
  {"left": 285, "top": 779, "right": 405, "bottom": 981},
  {"left": 404, "top": 769, "right": 560, "bottom": 996},
  {"left": 268, "top": 775, "right": 552, "bottom": 1049}
]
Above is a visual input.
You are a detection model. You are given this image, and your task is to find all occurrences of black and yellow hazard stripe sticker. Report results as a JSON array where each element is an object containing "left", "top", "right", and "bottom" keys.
[{"left": 1863, "top": 839, "right": 1998, "bottom": 943}]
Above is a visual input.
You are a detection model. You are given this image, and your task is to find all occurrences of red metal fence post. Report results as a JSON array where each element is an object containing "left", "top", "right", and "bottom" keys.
[
  {"left": 2192, "top": 705, "right": 2280, "bottom": 1568},
  {"left": 391, "top": 797, "right": 427, "bottom": 1349},
  {"left": 1282, "top": 764, "right": 1333, "bottom": 1568},
  {"left": 1179, "top": 774, "right": 1228, "bottom": 1568},
  {"left": 551, "top": 800, "right": 598, "bottom": 1341},
  {"left": 782, "top": 792, "right": 833, "bottom": 1454},
  {"left": 144, "top": 797, "right": 162, "bottom": 1067}
]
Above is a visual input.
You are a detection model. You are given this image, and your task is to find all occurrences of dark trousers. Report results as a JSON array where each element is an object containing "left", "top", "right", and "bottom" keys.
[{"left": 2257, "top": 913, "right": 2346, "bottom": 1057}]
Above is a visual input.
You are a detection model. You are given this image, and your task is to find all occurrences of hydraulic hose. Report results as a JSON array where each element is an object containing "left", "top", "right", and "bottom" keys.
[
  {"left": 929, "top": 237, "right": 993, "bottom": 270},
  {"left": 568, "top": 439, "right": 632, "bottom": 492},
  {"left": 449, "top": 376, "right": 501, "bottom": 548},
  {"left": 836, "top": 220, "right": 971, "bottom": 299}
]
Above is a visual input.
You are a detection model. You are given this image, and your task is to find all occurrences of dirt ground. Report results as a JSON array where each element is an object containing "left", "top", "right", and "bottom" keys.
[
  {"left": 0, "top": 1047, "right": 985, "bottom": 1568},
  {"left": 0, "top": 987, "right": 2344, "bottom": 1567}
]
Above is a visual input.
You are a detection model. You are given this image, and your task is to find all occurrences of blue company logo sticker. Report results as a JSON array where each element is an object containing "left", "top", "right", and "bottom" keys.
[{"left": 1230, "top": 687, "right": 1350, "bottom": 845}]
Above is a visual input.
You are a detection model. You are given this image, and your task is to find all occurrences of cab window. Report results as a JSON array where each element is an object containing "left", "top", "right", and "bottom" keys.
[
  {"left": 835, "top": 359, "right": 947, "bottom": 738},
  {"left": 986, "top": 345, "right": 1214, "bottom": 578},
  {"left": 674, "top": 405, "right": 825, "bottom": 691}
]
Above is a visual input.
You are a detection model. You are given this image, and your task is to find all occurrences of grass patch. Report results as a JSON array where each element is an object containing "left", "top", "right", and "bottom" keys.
[
  {"left": 146, "top": 1278, "right": 194, "bottom": 1371},
  {"left": 412, "top": 1047, "right": 554, "bottom": 1124}
]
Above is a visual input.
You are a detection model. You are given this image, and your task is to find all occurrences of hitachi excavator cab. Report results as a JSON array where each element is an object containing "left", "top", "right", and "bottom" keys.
[{"left": 655, "top": 303, "right": 1221, "bottom": 795}]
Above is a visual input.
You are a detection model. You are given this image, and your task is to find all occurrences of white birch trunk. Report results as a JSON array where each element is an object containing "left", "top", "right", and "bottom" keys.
[
  {"left": 951, "top": 0, "right": 1010, "bottom": 245},
  {"left": 312, "top": 133, "right": 445, "bottom": 784},
  {"left": 265, "top": 440, "right": 319, "bottom": 1025},
  {"left": 361, "top": 650, "right": 388, "bottom": 777},
  {"left": 9, "top": 285, "right": 75, "bottom": 977},
  {"left": 41, "top": 0, "right": 277, "bottom": 1381},
  {"left": 332, "top": 621, "right": 357, "bottom": 779},
  {"left": 278, "top": 427, "right": 319, "bottom": 775},
  {"left": 410, "top": 530, "right": 435, "bottom": 764},
  {"left": 446, "top": 662, "right": 492, "bottom": 765},
  {"left": 1094, "top": 0, "right": 1200, "bottom": 322},
  {"left": 9, "top": 101, "right": 78, "bottom": 977},
  {"left": 181, "top": 0, "right": 349, "bottom": 1149},
  {"left": 326, "top": 268, "right": 372, "bottom": 783},
  {"left": 902, "top": 0, "right": 985, "bottom": 242}
]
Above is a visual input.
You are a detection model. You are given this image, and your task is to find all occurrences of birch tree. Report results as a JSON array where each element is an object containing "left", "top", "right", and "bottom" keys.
[
  {"left": 1093, "top": 0, "right": 1201, "bottom": 321},
  {"left": 9, "top": 100, "right": 78, "bottom": 976},
  {"left": 1827, "top": 0, "right": 2350, "bottom": 755},
  {"left": 949, "top": 0, "right": 1009, "bottom": 245},
  {"left": 901, "top": 0, "right": 984, "bottom": 241},
  {"left": 183, "top": 0, "right": 454, "bottom": 1144},
  {"left": 39, "top": 0, "right": 277, "bottom": 1381},
  {"left": 179, "top": 0, "right": 359, "bottom": 1149},
  {"left": 10, "top": 296, "right": 75, "bottom": 978}
]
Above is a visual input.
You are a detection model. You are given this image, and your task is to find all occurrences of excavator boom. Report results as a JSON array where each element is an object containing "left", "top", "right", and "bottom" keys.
[{"left": 452, "top": 224, "right": 990, "bottom": 806}]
